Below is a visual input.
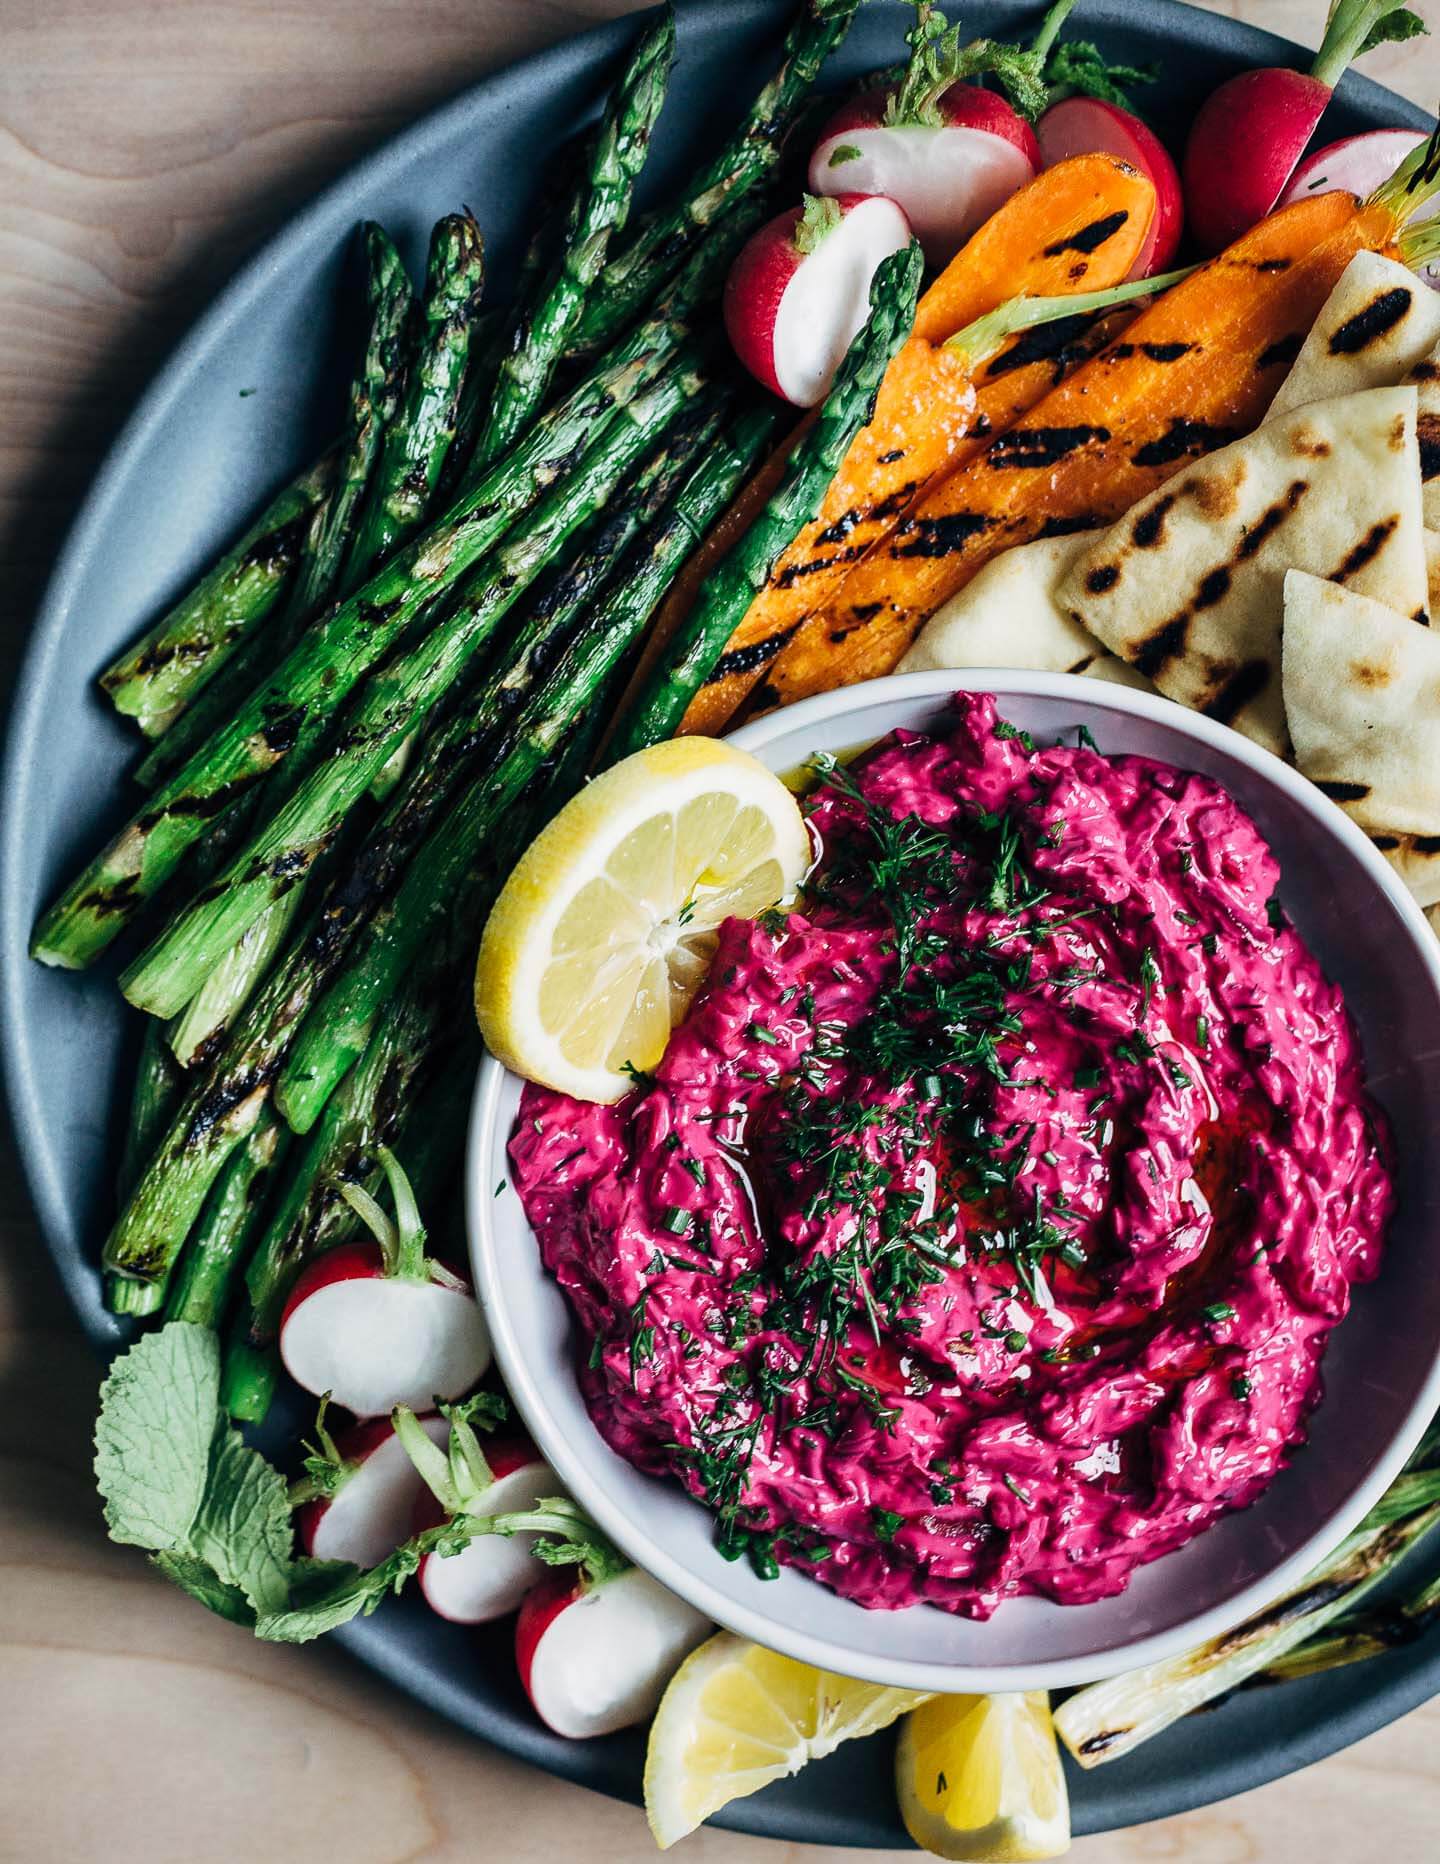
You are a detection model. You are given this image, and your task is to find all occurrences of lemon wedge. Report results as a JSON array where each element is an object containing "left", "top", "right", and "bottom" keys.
[
  {"left": 474, "top": 737, "right": 810, "bottom": 1102},
  {"left": 644, "top": 1632, "right": 931, "bottom": 1849},
  {"left": 896, "top": 1691, "right": 1071, "bottom": 1861}
]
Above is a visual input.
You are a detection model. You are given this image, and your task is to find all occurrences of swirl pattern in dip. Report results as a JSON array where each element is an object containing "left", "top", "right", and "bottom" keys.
[{"left": 510, "top": 693, "right": 1393, "bottom": 1617}]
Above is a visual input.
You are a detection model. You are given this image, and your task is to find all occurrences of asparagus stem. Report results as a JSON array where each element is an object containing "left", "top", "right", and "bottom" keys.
[
  {"left": 341, "top": 213, "right": 488, "bottom": 591},
  {"left": 273, "top": 396, "right": 728, "bottom": 1132},
  {"left": 117, "top": 1016, "right": 182, "bottom": 1202},
  {"left": 166, "top": 887, "right": 304, "bottom": 1069},
  {"left": 136, "top": 225, "right": 415, "bottom": 794},
  {"left": 119, "top": 353, "right": 710, "bottom": 1019},
  {"left": 163, "top": 796, "right": 377, "bottom": 1069},
  {"left": 245, "top": 977, "right": 447, "bottom": 1335},
  {"left": 472, "top": 10, "right": 675, "bottom": 471},
  {"left": 32, "top": 215, "right": 756, "bottom": 973},
  {"left": 105, "top": 1272, "right": 166, "bottom": 1317},
  {"left": 569, "top": 0, "right": 859, "bottom": 357},
  {"left": 274, "top": 402, "right": 782, "bottom": 1114},
  {"left": 163, "top": 1110, "right": 291, "bottom": 1327},
  {"left": 97, "top": 394, "right": 760, "bottom": 1298},
  {"left": 220, "top": 1326, "right": 279, "bottom": 1423},
  {"left": 609, "top": 239, "right": 923, "bottom": 756},
  {"left": 98, "top": 450, "right": 339, "bottom": 739}
]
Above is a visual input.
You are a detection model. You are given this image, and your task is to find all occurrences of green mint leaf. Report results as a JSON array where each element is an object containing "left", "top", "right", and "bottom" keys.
[
  {"left": 192, "top": 1426, "right": 297, "bottom": 1615},
  {"left": 253, "top": 1555, "right": 389, "bottom": 1643},
  {"left": 94, "top": 1321, "right": 220, "bottom": 1552},
  {"left": 151, "top": 1550, "right": 257, "bottom": 1626},
  {"left": 1358, "top": 7, "right": 1427, "bottom": 53},
  {"left": 794, "top": 193, "right": 844, "bottom": 255}
]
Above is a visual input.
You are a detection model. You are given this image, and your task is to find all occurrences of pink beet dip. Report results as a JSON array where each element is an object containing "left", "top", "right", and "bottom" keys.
[{"left": 509, "top": 693, "right": 1393, "bottom": 1618}]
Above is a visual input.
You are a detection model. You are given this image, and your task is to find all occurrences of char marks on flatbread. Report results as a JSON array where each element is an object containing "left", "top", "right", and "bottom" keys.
[
  {"left": 1281, "top": 569, "right": 1440, "bottom": 836},
  {"left": 899, "top": 533, "right": 1153, "bottom": 690},
  {"left": 1407, "top": 338, "right": 1440, "bottom": 530},
  {"left": 1373, "top": 830, "right": 1440, "bottom": 909},
  {"left": 1267, "top": 252, "right": 1440, "bottom": 420},
  {"left": 1057, "top": 386, "right": 1428, "bottom": 757}
]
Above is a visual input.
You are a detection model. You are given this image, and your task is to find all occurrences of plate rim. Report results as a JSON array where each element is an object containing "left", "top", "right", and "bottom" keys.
[{"left": 3, "top": 0, "right": 1437, "bottom": 1844}]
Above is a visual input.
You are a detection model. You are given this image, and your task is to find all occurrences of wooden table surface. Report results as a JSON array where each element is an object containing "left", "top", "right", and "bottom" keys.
[{"left": 3, "top": 3, "right": 1438, "bottom": 1857}]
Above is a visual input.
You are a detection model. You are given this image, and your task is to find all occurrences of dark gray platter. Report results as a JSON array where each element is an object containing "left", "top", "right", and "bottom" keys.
[{"left": 3, "top": 0, "right": 1437, "bottom": 1845}]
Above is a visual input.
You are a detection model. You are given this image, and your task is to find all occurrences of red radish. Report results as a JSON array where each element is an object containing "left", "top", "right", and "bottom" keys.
[
  {"left": 724, "top": 193, "right": 912, "bottom": 405},
  {"left": 517, "top": 1555, "right": 711, "bottom": 1740},
  {"left": 279, "top": 1147, "right": 490, "bottom": 1417},
  {"left": 393, "top": 1401, "right": 561, "bottom": 1624},
  {"left": 1037, "top": 98, "right": 1183, "bottom": 275},
  {"left": 294, "top": 1410, "right": 449, "bottom": 1569},
  {"left": 1182, "top": 0, "right": 1429, "bottom": 254},
  {"left": 1281, "top": 128, "right": 1440, "bottom": 281},
  {"left": 808, "top": 86, "right": 1037, "bottom": 266}
]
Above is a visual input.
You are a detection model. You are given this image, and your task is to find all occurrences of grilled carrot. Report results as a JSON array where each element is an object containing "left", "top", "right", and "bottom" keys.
[
  {"left": 758, "top": 188, "right": 1391, "bottom": 708},
  {"left": 674, "top": 155, "right": 1157, "bottom": 735}
]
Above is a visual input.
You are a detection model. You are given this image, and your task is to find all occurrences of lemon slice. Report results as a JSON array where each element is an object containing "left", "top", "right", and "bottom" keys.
[
  {"left": 475, "top": 738, "right": 811, "bottom": 1103},
  {"left": 644, "top": 1632, "right": 931, "bottom": 1849},
  {"left": 896, "top": 1692, "right": 1071, "bottom": 1861}
]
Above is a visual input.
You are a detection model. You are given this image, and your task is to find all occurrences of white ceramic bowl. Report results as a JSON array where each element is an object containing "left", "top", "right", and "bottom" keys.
[{"left": 468, "top": 671, "right": 1440, "bottom": 1692}]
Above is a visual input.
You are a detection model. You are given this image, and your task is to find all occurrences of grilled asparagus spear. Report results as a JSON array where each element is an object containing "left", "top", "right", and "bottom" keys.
[
  {"left": 33, "top": 216, "right": 758, "bottom": 973},
  {"left": 568, "top": 0, "right": 858, "bottom": 357},
  {"left": 341, "top": 213, "right": 487, "bottom": 588},
  {"left": 472, "top": 12, "right": 674, "bottom": 471},
  {"left": 118, "top": 354, "right": 711, "bottom": 1018},
  {"left": 609, "top": 240, "right": 922, "bottom": 756}
]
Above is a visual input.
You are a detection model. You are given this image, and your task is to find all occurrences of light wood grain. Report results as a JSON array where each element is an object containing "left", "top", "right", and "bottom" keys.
[{"left": 3, "top": 3, "right": 1440, "bottom": 1859}]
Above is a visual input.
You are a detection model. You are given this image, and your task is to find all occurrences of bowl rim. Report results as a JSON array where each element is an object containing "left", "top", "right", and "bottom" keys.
[{"left": 468, "top": 667, "right": 1440, "bottom": 1692}]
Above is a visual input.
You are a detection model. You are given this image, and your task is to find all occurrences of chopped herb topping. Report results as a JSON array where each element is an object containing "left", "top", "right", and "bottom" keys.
[{"left": 871, "top": 1507, "right": 905, "bottom": 1543}]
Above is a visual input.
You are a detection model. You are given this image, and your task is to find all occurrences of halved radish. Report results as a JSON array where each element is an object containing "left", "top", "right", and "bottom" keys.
[
  {"left": 295, "top": 1413, "right": 449, "bottom": 1569},
  {"left": 279, "top": 1147, "right": 491, "bottom": 1417},
  {"left": 723, "top": 194, "right": 912, "bottom": 406},
  {"left": 516, "top": 1564, "right": 712, "bottom": 1740},
  {"left": 1036, "top": 98, "right": 1182, "bottom": 275},
  {"left": 809, "top": 86, "right": 1037, "bottom": 266},
  {"left": 1281, "top": 128, "right": 1440, "bottom": 281},
  {"left": 1181, "top": 0, "right": 1429, "bottom": 254},
  {"left": 413, "top": 1432, "right": 560, "bottom": 1624}
]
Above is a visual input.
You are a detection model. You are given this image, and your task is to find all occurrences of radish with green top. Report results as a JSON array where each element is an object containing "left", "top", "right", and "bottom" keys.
[
  {"left": 292, "top": 1404, "right": 451, "bottom": 1569},
  {"left": 806, "top": 3, "right": 1047, "bottom": 264},
  {"left": 278, "top": 1147, "right": 491, "bottom": 1416},
  {"left": 393, "top": 1399, "right": 560, "bottom": 1623},
  {"left": 503, "top": 1501, "right": 711, "bottom": 1738},
  {"left": 1037, "top": 98, "right": 1182, "bottom": 275},
  {"left": 1026, "top": 0, "right": 1180, "bottom": 276},
  {"left": 1182, "top": 0, "right": 1429, "bottom": 254},
  {"left": 805, "top": 0, "right": 1166, "bottom": 268},
  {"left": 1281, "top": 129, "right": 1440, "bottom": 280},
  {"left": 723, "top": 193, "right": 912, "bottom": 405}
]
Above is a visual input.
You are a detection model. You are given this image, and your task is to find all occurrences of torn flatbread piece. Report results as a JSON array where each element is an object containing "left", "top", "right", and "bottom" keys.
[
  {"left": 1374, "top": 830, "right": 1440, "bottom": 909},
  {"left": 1282, "top": 569, "right": 1440, "bottom": 836},
  {"left": 1268, "top": 252, "right": 1440, "bottom": 419},
  {"left": 899, "top": 533, "right": 1153, "bottom": 690},
  {"left": 1058, "top": 386, "right": 1428, "bottom": 757}
]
